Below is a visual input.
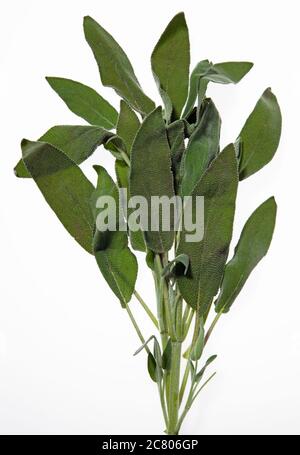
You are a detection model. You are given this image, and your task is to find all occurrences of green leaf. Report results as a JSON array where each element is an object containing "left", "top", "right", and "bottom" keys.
[
  {"left": 92, "top": 166, "right": 137, "bottom": 305},
  {"left": 83, "top": 16, "right": 155, "bottom": 116},
  {"left": 195, "top": 355, "right": 217, "bottom": 383},
  {"left": 21, "top": 139, "right": 95, "bottom": 253},
  {"left": 180, "top": 99, "right": 221, "bottom": 196},
  {"left": 238, "top": 88, "right": 282, "bottom": 180},
  {"left": 190, "top": 319, "right": 205, "bottom": 361},
  {"left": 14, "top": 125, "right": 113, "bottom": 178},
  {"left": 177, "top": 145, "right": 238, "bottom": 315},
  {"left": 161, "top": 254, "right": 189, "bottom": 278},
  {"left": 215, "top": 197, "right": 277, "bottom": 313},
  {"left": 147, "top": 352, "right": 157, "bottom": 382},
  {"left": 167, "top": 120, "right": 186, "bottom": 193},
  {"left": 183, "top": 60, "right": 253, "bottom": 119},
  {"left": 114, "top": 160, "right": 146, "bottom": 252},
  {"left": 130, "top": 107, "right": 175, "bottom": 253},
  {"left": 162, "top": 338, "right": 172, "bottom": 371},
  {"left": 117, "top": 100, "right": 140, "bottom": 153},
  {"left": 46, "top": 77, "right": 118, "bottom": 129},
  {"left": 151, "top": 12, "right": 190, "bottom": 121}
]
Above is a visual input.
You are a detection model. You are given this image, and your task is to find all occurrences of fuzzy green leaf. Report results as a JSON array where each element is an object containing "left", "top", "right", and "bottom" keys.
[
  {"left": 167, "top": 120, "right": 186, "bottom": 193},
  {"left": 177, "top": 145, "right": 238, "bottom": 314},
  {"left": 183, "top": 60, "right": 253, "bottom": 119},
  {"left": 180, "top": 99, "right": 221, "bottom": 196},
  {"left": 92, "top": 165, "right": 137, "bottom": 305},
  {"left": 46, "top": 77, "right": 118, "bottom": 129},
  {"left": 83, "top": 16, "right": 155, "bottom": 116},
  {"left": 215, "top": 197, "right": 277, "bottom": 313},
  {"left": 195, "top": 355, "right": 217, "bottom": 383},
  {"left": 162, "top": 254, "right": 189, "bottom": 278},
  {"left": 151, "top": 12, "right": 190, "bottom": 121},
  {"left": 238, "top": 88, "right": 281, "bottom": 180},
  {"left": 117, "top": 100, "right": 140, "bottom": 153},
  {"left": 147, "top": 352, "right": 157, "bottom": 383},
  {"left": 15, "top": 125, "right": 113, "bottom": 178},
  {"left": 162, "top": 338, "right": 172, "bottom": 371},
  {"left": 130, "top": 107, "right": 175, "bottom": 253},
  {"left": 21, "top": 139, "right": 95, "bottom": 253}
]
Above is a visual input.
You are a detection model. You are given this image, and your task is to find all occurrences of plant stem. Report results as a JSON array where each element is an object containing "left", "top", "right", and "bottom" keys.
[
  {"left": 133, "top": 290, "right": 159, "bottom": 329},
  {"left": 125, "top": 305, "right": 150, "bottom": 354},
  {"left": 204, "top": 311, "right": 222, "bottom": 346},
  {"left": 167, "top": 341, "right": 182, "bottom": 434}
]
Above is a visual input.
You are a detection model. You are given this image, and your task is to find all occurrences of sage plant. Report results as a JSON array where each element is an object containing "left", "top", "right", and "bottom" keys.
[{"left": 14, "top": 12, "right": 281, "bottom": 435}]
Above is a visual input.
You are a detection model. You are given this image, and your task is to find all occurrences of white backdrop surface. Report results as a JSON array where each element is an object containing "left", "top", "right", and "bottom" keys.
[{"left": 0, "top": 0, "right": 299, "bottom": 435}]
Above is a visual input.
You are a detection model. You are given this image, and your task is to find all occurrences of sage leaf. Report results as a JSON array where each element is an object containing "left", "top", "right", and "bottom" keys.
[
  {"left": 130, "top": 107, "right": 175, "bottom": 253},
  {"left": 195, "top": 355, "right": 217, "bottom": 383},
  {"left": 151, "top": 12, "right": 190, "bottom": 121},
  {"left": 21, "top": 139, "right": 95, "bottom": 253},
  {"left": 46, "top": 77, "right": 118, "bottom": 129},
  {"left": 190, "top": 319, "right": 205, "bottom": 361},
  {"left": 148, "top": 352, "right": 157, "bottom": 383},
  {"left": 83, "top": 16, "right": 155, "bottom": 116},
  {"left": 215, "top": 197, "right": 277, "bottom": 313},
  {"left": 117, "top": 100, "right": 140, "bottom": 153},
  {"left": 14, "top": 125, "right": 113, "bottom": 178},
  {"left": 238, "top": 88, "right": 282, "bottom": 180},
  {"left": 92, "top": 166, "right": 137, "bottom": 305},
  {"left": 183, "top": 60, "right": 253, "bottom": 119},
  {"left": 177, "top": 145, "right": 238, "bottom": 315},
  {"left": 180, "top": 99, "right": 221, "bottom": 196},
  {"left": 167, "top": 120, "right": 186, "bottom": 193}
]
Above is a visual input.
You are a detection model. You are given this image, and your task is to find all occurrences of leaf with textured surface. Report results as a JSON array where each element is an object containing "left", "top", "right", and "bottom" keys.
[
  {"left": 167, "top": 120, "right": 186, "bottom": 193},
  {"left": 215, "top": 197, "right": 277, "bottom": 313},
  {"left": 180, "top": 99, "right": 221, "bottom": 196},
  {"left": 183, "top": 60, "right": 253, "bottom": 119},
  {"left": 15, "top": 125, "right": 113, "bottom": 178},
  {"left": 92, "top": 166, "right": 137, "bottom": 305},
  {"left": 84, "top": 16, "right": 155, "bottom": 116},
  {"left": 130, "top": 107, "right": 175, "bottom": 253},
  {"left": 177, "top": 145, "right": 238, "bottom": 314},
  {"left": 238, "top": 88, "right": 281, "bottom": 180},
  {"left": 46, "top": 77, "right": 118, "bottom": 129},
  {"left": 117, "top": 100, "right": 140, "bottom": 153},
  {"left": 21, "top": 139, "right": 95, "bottom": 253},
  {"left": 151, "top": 12, "right": 190, "bottom": 121}
]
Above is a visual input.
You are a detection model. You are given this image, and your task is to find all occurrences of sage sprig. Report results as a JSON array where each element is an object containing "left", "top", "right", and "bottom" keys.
[{"left": 15, "top": 12, "right": 281, "bottom": 435}]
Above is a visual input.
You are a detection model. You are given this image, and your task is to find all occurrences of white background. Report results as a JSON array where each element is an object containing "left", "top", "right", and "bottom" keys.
[{"left": 0, "top": 0, "right": 299, "bottom": 435}]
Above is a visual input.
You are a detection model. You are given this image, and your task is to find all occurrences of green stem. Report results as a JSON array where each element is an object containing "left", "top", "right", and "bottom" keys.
[
  {"left": 204, "top": 311, "right": 222, "bottom": 346},
  {"left": 133, "top": 290, "right": 159, "bottom": 329},
  {"left": 167, "top": 341, "right": 182, "bottom": 434},
  {"left": 125, "top": 305, "right": 150, "bottom": 354}
]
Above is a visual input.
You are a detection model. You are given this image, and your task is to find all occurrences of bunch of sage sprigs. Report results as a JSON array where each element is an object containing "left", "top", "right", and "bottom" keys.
[{"left": 14, "top": 12, "right": 281, "bottom": 435}]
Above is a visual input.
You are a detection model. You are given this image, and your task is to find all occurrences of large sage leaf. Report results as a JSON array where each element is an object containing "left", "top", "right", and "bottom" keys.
[
  {"left": 92, "top": 166, "right": 137, "bottom": 305},
  {"left": 46, "top": 77, "right": 118, "bottom": 129},
  {"left": 117, "top": 100, "right": 140, "bottom": 153},
  {"left": 215, "top": 197, "right": 277, "bottom": 313},
  {"left": 83, "top": 16, "right": 155, "bottom": 116},
  {"left": 151, "top": 12, "right": 190, "bottom": 121},
  {"left": 177, "top": 145, "right": 238, "bottom": 315},
  {"left": 180, "top": 99, "right": 221, "bottom": 196},
  {"left": 130, "top": 107, "right": 175, "bottom": 253},
  {"left": 183, "top": 60, "right": 253, "bottom": 119},
  {"left": 21, "top": 139, "right": 95, "bottom": 253},
  {"left": 238, "top": 88, "right": 281, "bottom": 180},
  {"left": 15, "top": 125, "right": 113, "bottom": 178}
]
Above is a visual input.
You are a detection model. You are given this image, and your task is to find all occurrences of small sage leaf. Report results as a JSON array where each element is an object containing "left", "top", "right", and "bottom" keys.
[
  {"left": 162, "top": 338, "right": 172, "bottom": 371},
  {"left": 161, "top": 254, "right": 189, "bottom": 278},
  {"left": 84, "top": 16, "right": 155, "bottom": 116},
  {"left": 190, "top": 319, "right": 205, "bottom": 361},
  {"left": 148, "top": 352, "right": 157, "bottom": 383},
  {"left": 46, "top": 77, "right": 118, "bottom": 129},
  {"left": 195, "top": 355, "right": 217, "bottom": 383},
  {"left": 151, "top": 12, "right": 190, "bottom": 121},
  {"left": 238, "top": 88, "right": 282, "bottom": 180},
  {"left": 215, "top": 197, "right": 277, "bottom": 313}
]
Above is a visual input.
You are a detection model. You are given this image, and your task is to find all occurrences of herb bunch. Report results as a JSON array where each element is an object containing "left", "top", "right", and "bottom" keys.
[{"left": 14, "top": 12, "right": 281, "bottom": 434}]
